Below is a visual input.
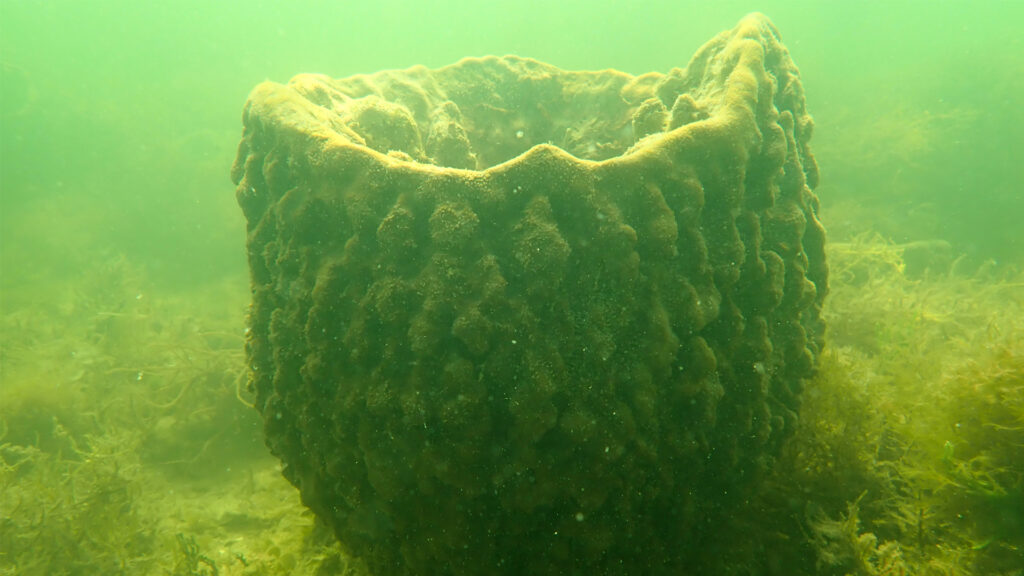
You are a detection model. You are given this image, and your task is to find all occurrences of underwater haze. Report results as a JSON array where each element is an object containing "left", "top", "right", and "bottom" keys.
[
  {"left": 3, "top": 0, "right": 1023, "bottom": 288},
  {"left": 1, "top": 1, "right": 1023, "bottom": 575}
]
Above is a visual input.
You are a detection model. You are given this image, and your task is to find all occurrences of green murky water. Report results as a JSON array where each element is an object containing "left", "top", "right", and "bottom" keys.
[{"left": 2, "top": 2, "right": 1021, "bottom": 574}]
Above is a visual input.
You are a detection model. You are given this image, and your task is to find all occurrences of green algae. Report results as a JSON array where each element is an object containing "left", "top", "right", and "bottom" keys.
[
  {"left": 0, "top": 257, "right": 355, "bottom": 576},
  {"left": 0, "top": 206, "right": 1020, "bottom": 576},
  {"left": 775, "top": 234, "right": 1024, "bottom": 575}
]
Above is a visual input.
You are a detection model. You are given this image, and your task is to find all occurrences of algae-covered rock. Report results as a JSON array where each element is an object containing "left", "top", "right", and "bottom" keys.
[{"left": 232, "top": 12, "right": 827, "bottom": 575}]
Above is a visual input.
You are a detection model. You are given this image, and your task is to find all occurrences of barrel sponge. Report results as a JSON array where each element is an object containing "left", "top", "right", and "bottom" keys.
[{"left": 232, "top": 12, "right": 826, "bottom": 575}]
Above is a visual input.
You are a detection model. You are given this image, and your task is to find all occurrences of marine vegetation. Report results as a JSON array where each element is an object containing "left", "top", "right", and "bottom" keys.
[
  {"left": 1, "top": 224, "right": 1019, "bottom": 576},
  {"left": 767, "top": 233, "right": 1024, "bottom": 575},
  {"left": 0, "top": 255, "right": 355, "bottom": 575}
]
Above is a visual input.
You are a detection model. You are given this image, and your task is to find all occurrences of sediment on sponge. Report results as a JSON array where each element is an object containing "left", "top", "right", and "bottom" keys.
[{"left": 233, "top": 12, "right": 826, "bottom": 575}]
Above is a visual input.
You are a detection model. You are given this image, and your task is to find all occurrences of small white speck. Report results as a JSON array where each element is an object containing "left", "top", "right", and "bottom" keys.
[{"left": 515, "top": 130, "right": 524, "bottom": 139}]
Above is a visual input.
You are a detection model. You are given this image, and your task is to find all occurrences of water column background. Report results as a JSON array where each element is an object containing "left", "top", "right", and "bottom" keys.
[{"left": 1, "top": 2, "right": 1022, "bottom": 575}]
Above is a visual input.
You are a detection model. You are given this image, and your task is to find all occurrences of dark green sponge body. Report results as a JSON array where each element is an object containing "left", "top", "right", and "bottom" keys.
[{"left": 232, "top": 13, "right": 826, "bottom": 575}]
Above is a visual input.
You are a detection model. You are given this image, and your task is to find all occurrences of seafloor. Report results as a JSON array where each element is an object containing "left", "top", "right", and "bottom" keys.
[{"left": 1, "top": 228, "right": 1021, "bottom": 575}]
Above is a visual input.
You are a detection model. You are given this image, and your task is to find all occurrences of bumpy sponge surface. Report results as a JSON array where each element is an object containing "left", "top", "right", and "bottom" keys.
[{"left": 232, "top": 12, "right": 826, "bottom": 575}]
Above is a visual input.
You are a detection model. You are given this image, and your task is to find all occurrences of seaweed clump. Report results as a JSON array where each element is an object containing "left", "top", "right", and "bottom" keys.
[
  {"left": 762, "top": 233, "right": 1024, "bottom": 575},
  {"left": 0, "top": 255, "right": 353, "bottom": 575}
]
